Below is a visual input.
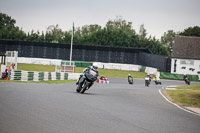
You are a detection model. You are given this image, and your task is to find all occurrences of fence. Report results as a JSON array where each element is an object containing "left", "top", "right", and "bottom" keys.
[
  {"left": 137, "top": 52, "right": 171, "bottom": 72},
  {"left": 0, "top": 40, "right": 170, "bottom": 72},
  {"left": 160, "top": 72, "right": 199, "bottom": 81}
]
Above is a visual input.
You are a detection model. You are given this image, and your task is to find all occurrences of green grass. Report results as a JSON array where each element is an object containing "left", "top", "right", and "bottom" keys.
[
  {"left": 176, "top": 85, "right": 200, "bottom": 90},
  {"left": 17, "top": 63, "right": 56, "bottom": 72},
  {"left": 165, "top": 85, "right": 200, "bottom": 107},
  {"left": 1, "top": 63, "right": 55, "bottom": 72}
]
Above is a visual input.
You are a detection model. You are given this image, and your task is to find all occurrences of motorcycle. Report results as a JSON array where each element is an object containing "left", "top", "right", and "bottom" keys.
[
  {"left": 184, "top": 77, "right": 190, "bottom": 85},
  {"left": 76, "top": 78, "right": 93, "bottom": 93},
  {"left": 155, "top": 80, "right": 162, "bottom": 85},
  {"left": 76, "top": 69, "right": 98, "bottom": 94},
  {"left": 128, "top": 77, "right": 133, "bottom": 84},
  {"left": 145, "top": 76, "right": 151, "bottom": 87}
]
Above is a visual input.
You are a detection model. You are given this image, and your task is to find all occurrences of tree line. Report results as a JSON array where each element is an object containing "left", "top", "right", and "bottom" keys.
[{"left": 1, "top": 12, "right": 200, "bottom": 57}]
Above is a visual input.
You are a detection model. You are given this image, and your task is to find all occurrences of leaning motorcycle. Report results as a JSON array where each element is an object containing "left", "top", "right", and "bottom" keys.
[
  {"left": 184, "top": 77, "right": 190, "bottom": 85},
  {"left": 76, "top": 70, "right": 97, "bottom": 94}
]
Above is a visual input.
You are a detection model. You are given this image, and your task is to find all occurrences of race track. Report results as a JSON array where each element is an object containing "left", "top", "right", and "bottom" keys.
[{"left": 0, "top": 78, "right": 200, "bottom": 133}]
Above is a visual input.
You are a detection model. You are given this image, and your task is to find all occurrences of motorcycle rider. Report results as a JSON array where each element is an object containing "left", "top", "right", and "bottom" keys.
[
  {"left": 184, "top": 74, "right": 188, "bottom": 80},
  {"left": 76, "top": 73, "right": 84, "bottom": 85},
  {"left": 100, "top": 75, "right": 105, "bottom": 80},
  {"left": 183, "top": 74, "right": 190, "bottom": 85},
  {"left": 153, "top": 74, "right": 161, "bottom": 85},
  {"left": 128, "top": 74, "right": 133, "bottom": 84},
  {"left": 145, "top": 74, "right": 151, "bottom": 87},
  {"left": 77, "top": 63, "right": 99, "bottom": 90}
]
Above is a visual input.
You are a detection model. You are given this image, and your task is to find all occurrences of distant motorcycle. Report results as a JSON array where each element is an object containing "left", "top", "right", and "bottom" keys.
[
  {"left": 96, "top": 76, "right": 110, "bottom": 84},
  {"left": 184, "top": 77, "right": 190, "bottom": 85},
  {"left": 128, "top": 74, "right": 133, "bottom": 85},
  {"left": 155, "top": 80, "right": 162, "bottom": 85},
  {"left": 128, "top": 77, "right": 133, "bottom": 84},
  {"left": 145, "top": 76, "right": 151, "bottom": 87}
]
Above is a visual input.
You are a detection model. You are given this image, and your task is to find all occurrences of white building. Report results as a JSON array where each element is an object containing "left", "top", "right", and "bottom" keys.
[{"left": 171, "top": 36, "right": 200, "bottom": 79}]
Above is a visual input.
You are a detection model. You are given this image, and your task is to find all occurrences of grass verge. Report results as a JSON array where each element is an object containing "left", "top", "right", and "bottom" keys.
[
  {"left": 164, "top": 85, "right": 200, "bottom": 107},
  {"left": 17, "top": 63, "right": 56, "bottom": 72}
]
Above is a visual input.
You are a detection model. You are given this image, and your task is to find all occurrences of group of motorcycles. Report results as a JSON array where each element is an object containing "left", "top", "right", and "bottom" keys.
[
  {"left": 144, "top": 77, "right": 162, "bottom": 87},
  {"left": 76, "top": 68, "right": 191, "bottom": 93},
  {"left": 128, "top": 74, "right": 162, "bottom": 87},
  {"left": 129, "top": 74, "right": 190, "bottom": 87},
  {"left": 144, "top": 75, "right": 162, "bottom": 87}
]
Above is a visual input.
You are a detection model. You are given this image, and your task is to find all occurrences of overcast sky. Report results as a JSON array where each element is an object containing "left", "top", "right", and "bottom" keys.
[{"left": 0, "top": 0, "right": 200, "bottom": 39}]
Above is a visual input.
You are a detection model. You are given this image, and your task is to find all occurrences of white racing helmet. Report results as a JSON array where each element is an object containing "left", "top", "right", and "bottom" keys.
[{"left": 93, "top": 62, "right": 98, "bottom": 69}]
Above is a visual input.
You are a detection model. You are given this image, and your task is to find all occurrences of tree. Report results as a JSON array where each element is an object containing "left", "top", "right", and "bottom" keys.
[
  {"left": 63, "top": 31, "right": 71, "bottom": 44},
  {"left": 26, "top": 30, "right": 41, "bottom": 41},
  {"left": 160, "top": 30, "right": 176, "bottom": 56},
  {"left": 45, "top": 24, "right": 64, "bottom": 43},
  {"left": 179, "top": 26, "right": 200, "bottom": 37},
  {"left": 101, "top": 17, "right": 136, "bottom": 47},
  {"left": 106, "top": 16, "right": 134, "bottom": 34},
  {"left": 74, "top": 24, "right": 102, "bottom": 45},
  {"left": 0, "top": 12, "right": 26, "bottom": 40},
  {"left": 139, "top": 24, "right": 147, "bottom": 39},
  {"left": 0, "top": 12, "right": 16, "bottom": 29},
  {"left": 39, "top": 31, "right": 45, "bottom": 42},
  {"left": 0, "top": 13, "right": 170, "bottom": 56}
]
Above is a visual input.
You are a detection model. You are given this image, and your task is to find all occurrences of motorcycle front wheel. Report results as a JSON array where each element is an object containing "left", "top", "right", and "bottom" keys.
[{"left": 81, "top": 83, "right": 89, "bottom": 94}]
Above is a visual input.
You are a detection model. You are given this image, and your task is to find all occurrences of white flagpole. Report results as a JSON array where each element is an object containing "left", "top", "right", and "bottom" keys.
[{"left": 69, "top": 22, "right": 74, "bottom": 66}]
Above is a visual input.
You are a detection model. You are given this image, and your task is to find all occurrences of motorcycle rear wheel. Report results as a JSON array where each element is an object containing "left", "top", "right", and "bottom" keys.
[{"left": 76, "top": 84, "right": 82, "bottom": 93}]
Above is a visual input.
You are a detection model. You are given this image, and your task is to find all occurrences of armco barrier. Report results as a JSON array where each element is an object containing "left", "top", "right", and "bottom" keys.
[
  {"left": 10, "top": 70, "right": 81, "bottom": 81},
  {"left": 160, "top": 72, "right": 199, "bottom": 81}
]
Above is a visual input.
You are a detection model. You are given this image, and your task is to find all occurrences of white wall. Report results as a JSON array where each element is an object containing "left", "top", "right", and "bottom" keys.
[
  {"left": 95, "top": 62, "right": 142, "bottom": 71},
  {"left": 6, "top": 57, "right": 62, "bottom": 66},
  {"left": 171, "top": 58, "right": 200, "bottom": 79}
]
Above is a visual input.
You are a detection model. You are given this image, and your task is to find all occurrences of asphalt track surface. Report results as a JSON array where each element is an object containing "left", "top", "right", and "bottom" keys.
[{"left": 0, "top": 78, "right": 200, "bottom": 133}]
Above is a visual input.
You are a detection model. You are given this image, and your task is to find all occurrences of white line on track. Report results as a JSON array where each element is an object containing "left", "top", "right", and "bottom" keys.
[{"left": 159, "top": 89, "right": 200, "bottom": 117}]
